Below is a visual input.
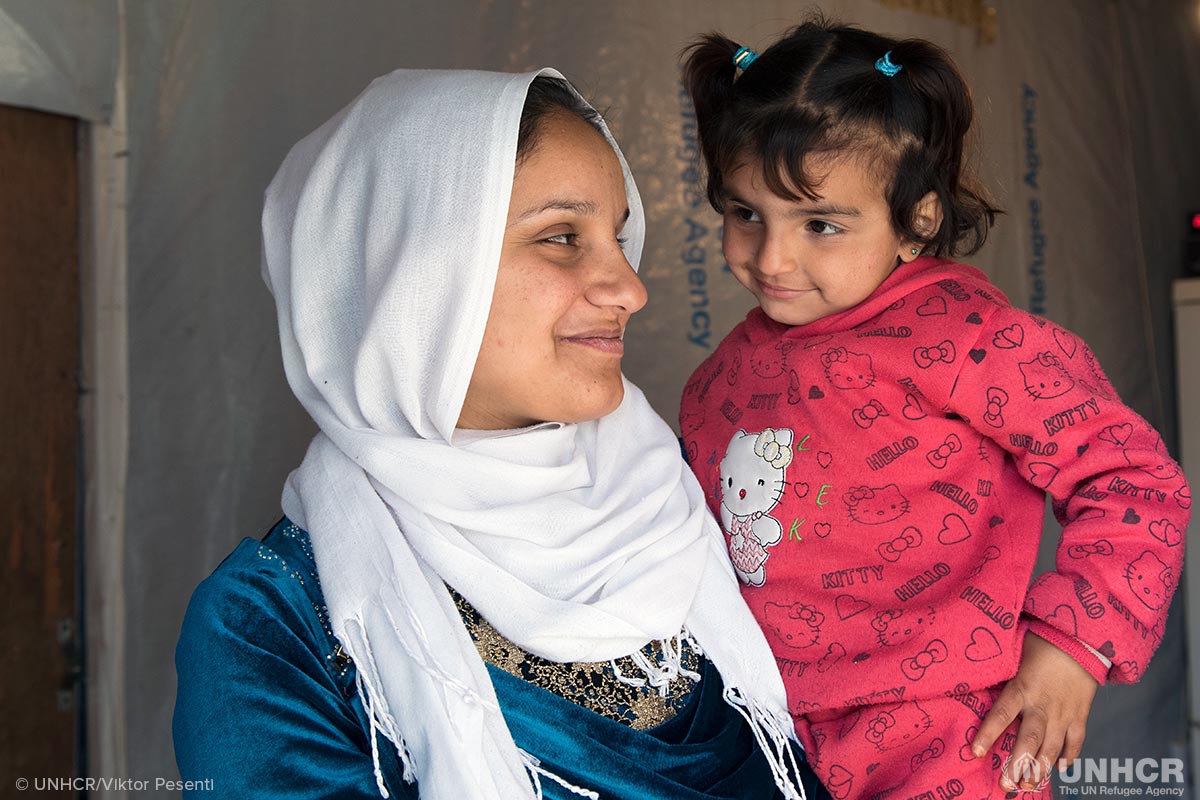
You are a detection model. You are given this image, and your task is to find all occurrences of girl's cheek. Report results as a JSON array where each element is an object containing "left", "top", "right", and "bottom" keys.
[{"left": 723, "top": 231, "right": 751, "bottom": 265}]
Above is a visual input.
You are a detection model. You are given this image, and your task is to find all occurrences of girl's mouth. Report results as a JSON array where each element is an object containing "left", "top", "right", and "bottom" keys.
[{"left": 756, "top": 278, "right": 816, "bottom": 299}]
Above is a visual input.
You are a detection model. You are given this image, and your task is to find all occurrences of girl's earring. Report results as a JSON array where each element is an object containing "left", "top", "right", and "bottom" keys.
[{"left": 911, "top": 248, "right": 919, "bottom": 256}]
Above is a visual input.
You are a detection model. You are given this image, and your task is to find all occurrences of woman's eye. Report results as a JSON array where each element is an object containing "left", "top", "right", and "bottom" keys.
[
  {"left": 806, "top": 220, "right": 841, "bottom": 236},
  {"left": 544, "top": 233, "right": 577, "bottom": 246}
]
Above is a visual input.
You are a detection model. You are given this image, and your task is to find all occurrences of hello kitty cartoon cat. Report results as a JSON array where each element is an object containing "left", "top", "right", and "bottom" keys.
[
  {"left": 719, "top": 428, "right": 794, "bottom": 586},
  {"left": 1125, "top": 551, "right": 1172, "bottom": 610},
  {"left": 821, "top": 347, "right": 876, "bottom": 390},
  {"left": 864, "top": 701, "right": 933, "bottom": 752},
  {"left": 1017, "top": 352, "right": 1075, "bottom": 400},
  {"left": 843, "top": 485, "right": 911, "bottom": 525}
]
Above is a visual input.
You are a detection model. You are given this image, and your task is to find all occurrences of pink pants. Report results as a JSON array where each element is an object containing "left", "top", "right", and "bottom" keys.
[{"left": 795, "top": 687, "right": 1054, "bottom": 800}]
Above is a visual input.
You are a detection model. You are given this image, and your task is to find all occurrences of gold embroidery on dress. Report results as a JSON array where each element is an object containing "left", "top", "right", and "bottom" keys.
[{"left": 449, "top": 587, "right": 700, "bottom": 731}]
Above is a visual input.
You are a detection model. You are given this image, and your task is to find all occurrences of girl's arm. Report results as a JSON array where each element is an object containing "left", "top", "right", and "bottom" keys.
[
  {"left": 941, "top": 305, "right": 1187, "bottom": 684},
  {"left": 929, "top": 302, "right": 1188, "bottom": 789}
]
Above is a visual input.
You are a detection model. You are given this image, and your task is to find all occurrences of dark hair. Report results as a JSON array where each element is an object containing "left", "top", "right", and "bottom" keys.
[
  {"left": 516, "top": 76, "right": 606, "bottom": 163},
  {"left": 682, "top": 16, "right": 1000, "bottom": 257}
]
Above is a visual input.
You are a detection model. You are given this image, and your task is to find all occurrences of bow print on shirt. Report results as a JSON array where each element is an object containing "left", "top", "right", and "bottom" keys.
[
  {"left": 982, "top": 387, "right": 1008, "bottom": 428},
  {"left": 910, "top": 738, "right": 947, "bottom": 773},
  {"left": 877, "top": 526, "right": 923, "bottom": 562},
  {"left": 913, "top": 340, "right": 956, "bottom": 369},
  {"left": 926, "top": 434, "right": 962, "bottom": 470},
  {"left": 901, "top": 639, "right": 949, "bottom": 681},
  {"left": 852, "top": 400, "right": 890, "bottom": 429},
  {"left": 1068, "top": 540, "right": 1115, "bottom": 559}
]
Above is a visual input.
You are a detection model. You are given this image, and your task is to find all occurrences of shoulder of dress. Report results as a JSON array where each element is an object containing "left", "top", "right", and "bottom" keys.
[
  {"left": 200, "top": 519, "right": 319, "bottom": 594},
  {"left": 182, "top": 518, "right": 335, "bottom": 649}
]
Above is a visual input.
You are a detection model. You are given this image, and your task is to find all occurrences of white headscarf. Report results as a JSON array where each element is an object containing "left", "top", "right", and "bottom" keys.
[{"left": 263, "top": 67, "right": 803, "bottom": 800}]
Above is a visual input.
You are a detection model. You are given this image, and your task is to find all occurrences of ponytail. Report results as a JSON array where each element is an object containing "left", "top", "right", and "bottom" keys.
[
  {"left": 681, "top": 34, "right": 742, "bottom": 175},
  {"left": 883, "top": 39, "right": 999, "bottom": 256}
]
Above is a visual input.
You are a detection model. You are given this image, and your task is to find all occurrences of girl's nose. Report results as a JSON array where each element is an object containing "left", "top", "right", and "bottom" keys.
[{"left": 756, "top": 229, "right": 797, "bottom": 276}]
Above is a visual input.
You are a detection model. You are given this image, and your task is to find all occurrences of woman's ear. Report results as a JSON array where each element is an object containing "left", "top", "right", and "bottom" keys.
[{"left": 898, "top": 191, "right": 944, "bottom": 261}]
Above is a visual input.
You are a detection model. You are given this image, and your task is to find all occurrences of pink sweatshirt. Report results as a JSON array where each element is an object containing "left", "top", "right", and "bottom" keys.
[{"left": 681, "top": 258, "right": 1188, "bottom": 713}]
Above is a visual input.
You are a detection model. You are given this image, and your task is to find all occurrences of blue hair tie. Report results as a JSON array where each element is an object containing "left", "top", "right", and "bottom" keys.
[
  {"left": 875, "top": 50, "right": 902, "bottom": 77},
  {"left": 733, "top": 46, "right": 759, "bottom": 70}
]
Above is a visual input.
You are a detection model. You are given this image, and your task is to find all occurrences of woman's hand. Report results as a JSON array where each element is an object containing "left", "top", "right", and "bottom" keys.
[{"left": 970, "top": 632, "right": 1099, "bottom": 791}]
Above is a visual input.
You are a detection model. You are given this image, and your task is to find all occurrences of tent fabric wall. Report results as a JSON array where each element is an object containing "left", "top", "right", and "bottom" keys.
[
  {"left": 0, "top": 0, "right": 117, "bottom": 121},
  {"left": 1, "top": 0, "right": 1196, "bottom": 795}
]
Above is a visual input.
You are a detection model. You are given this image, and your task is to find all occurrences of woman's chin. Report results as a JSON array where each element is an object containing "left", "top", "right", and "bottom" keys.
[{"left": 555, "top": 380, "right": 625, "bottom": 424}]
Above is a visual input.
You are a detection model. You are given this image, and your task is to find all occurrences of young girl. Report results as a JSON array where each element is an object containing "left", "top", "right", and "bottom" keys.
[{"left": 679, "top": 18, "right": 1189, "bottom": 799}]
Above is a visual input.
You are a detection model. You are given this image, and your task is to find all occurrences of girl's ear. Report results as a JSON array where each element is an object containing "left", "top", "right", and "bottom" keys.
[{"left": 898, "top": 191, "right": 944, "bottom": 261}]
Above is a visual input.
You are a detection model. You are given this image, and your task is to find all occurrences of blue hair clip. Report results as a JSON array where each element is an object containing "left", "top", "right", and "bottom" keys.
[
  {"left": 733, "top": 46, "right": 759, "bottom": 70},
  {"left": 875, "top": 50, "right": 902, "bottom": 77}
]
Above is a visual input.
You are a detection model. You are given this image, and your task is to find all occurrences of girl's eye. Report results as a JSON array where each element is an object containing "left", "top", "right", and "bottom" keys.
[
  {"left": 806, "top": 220, "right": 841, "bottom": 236},
  {"left": 730, "top": 205, "right": 761, "bottom": 224}
]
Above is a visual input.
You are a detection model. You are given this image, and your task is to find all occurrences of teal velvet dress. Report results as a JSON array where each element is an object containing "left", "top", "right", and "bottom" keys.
[{"left": 173, "top": 519, "right": 831, "bottom": 799}]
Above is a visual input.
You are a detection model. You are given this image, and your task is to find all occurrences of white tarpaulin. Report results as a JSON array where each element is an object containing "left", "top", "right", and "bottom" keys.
[{"left": 0, "top": 0, "right": 116, "bottom": 121}]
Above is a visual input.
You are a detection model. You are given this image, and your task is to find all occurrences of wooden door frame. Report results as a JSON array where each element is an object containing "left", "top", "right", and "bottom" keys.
[
  {"left": 0, "top": 104, "right": 81, "bottom": 790},
  {"left": 79, "top": 10, "right": 130, "bottom": 793}
]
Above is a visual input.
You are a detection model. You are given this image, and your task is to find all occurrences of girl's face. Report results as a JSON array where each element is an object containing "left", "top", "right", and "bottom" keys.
[
  {"left": 458, "top": 110, "right": 647, "bottom": 430},
  {"left": 721, "top": 154, "right": 921, "bottom": 326}
]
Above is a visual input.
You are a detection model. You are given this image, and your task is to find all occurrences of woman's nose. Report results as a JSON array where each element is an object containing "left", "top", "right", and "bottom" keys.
[{"left": 588, "top": 248, "right": 648, "bottom": 315}]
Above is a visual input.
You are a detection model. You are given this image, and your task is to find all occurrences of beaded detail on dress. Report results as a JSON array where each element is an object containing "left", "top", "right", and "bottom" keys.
[
  {"left": 260, "top": 523, "right": 351, "bottom": 678},
  {"left": 448, "top": 587, "right": 701, "bottom": 730}
]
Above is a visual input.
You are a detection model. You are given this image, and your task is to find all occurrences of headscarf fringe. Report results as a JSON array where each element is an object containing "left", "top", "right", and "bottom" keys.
[
  {"left": 346, "top": 621, "right": 415, "bottom": 795},
  {"left": 610, "top": 629, "right": 702, "bottom": 697},
  {"left": 519, "top": 749, "right": 600, "bottom": 800},
  {"left": 346, "top": 606, "right": 508, "bottom": 798},
  {"left": 722, "top": 685, "right": 808, "bottom": 800},
  {"left": 682, "top": 627, "right": 706, "bottom": 656}
]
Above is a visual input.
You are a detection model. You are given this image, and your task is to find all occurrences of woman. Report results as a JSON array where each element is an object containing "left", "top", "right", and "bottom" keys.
[{"left": 173, "top": 67, "right": 830, "bottom": 800}]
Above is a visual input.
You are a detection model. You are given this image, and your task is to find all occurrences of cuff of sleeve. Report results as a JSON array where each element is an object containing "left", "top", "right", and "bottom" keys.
[{"left": 1026, "top": 619, "right": 1110, "bottom": 685}]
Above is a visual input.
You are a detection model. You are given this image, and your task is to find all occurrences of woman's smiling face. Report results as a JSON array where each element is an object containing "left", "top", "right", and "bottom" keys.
[{"left": 457, "top": 109, "right": 647, "bottom": 430}]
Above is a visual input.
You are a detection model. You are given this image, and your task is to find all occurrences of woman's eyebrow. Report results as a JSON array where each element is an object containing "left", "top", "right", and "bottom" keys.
[{"left": 514, "top": 199, "right": 598, "bottom": 222}]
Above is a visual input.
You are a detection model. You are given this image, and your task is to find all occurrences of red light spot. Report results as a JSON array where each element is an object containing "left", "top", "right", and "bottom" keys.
[{"left": 1193, "top": 212, "right": 1200, "bottom": 230}]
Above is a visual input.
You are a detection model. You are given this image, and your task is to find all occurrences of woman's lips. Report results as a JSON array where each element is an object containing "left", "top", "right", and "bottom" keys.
[
  {"left": 562, "top": 333, "right": 625, "bottom": 354},
  {"left": 756, "top": 278, "right": 816, "bottom": 299}
]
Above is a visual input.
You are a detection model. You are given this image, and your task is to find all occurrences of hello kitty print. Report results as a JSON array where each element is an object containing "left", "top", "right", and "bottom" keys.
[
  {"left": 680, "top": 260, "right": 1188, "bottom": 724},
  {"left": 822, "top": 347, "right": 876, "bottom": 390},
  {"left": 844, "top": 485, "right": 910, "bottom": 525},
  {"left": 718, "top": 427, "right": 794, "bottom": 586}
]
